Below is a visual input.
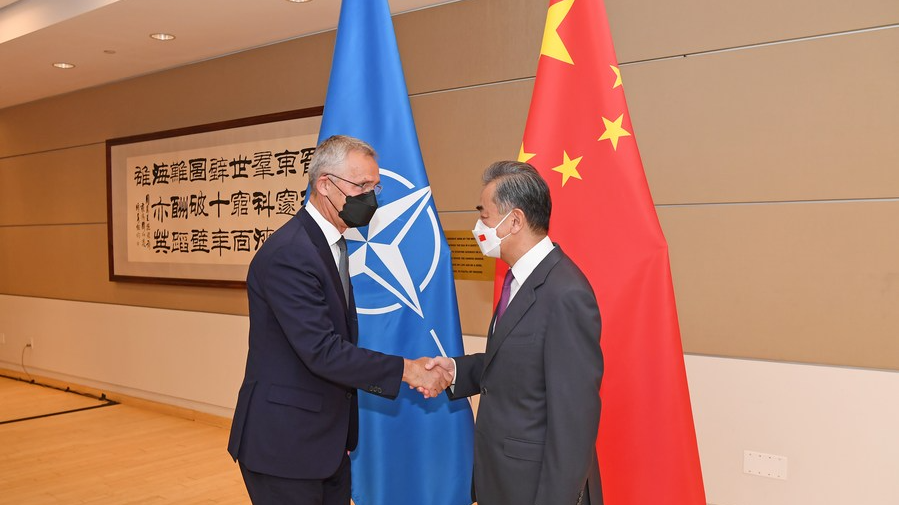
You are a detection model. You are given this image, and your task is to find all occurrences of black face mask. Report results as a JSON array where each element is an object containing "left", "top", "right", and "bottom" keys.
[
  {"left": 339, "top": 190, "right": 378, "bottom": 228},
  {"left": 326, "top": 178, "right": 379, "bottom": 228}
]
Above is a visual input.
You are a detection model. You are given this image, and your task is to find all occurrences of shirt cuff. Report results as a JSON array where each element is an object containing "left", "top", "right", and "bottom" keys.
[{"left": 449, "top": 357, "right": 457, "bottom": 393}]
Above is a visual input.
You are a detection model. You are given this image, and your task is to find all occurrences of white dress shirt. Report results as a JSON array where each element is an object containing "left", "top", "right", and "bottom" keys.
[
  {"left": 505, "top": 235, "right": 555, "bottom": 306},
  {"left": 305, "top": 201, "right": 344, "bottom": 270}
]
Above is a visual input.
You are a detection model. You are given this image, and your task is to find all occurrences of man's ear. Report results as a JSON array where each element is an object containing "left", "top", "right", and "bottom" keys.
[
  {"left": 510, "top": 208, "right": 526, "bottom": 234},
  {"left": 314, "top": 175, "right": 328, "bottom": 195}
]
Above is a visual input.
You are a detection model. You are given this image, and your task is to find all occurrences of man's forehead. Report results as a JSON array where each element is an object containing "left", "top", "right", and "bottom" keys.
[
  {"left": 342, "top": 152, "right": 379, "bottom": 178},
  {"left": 478, "top": 184, "right": 497, "bottom": 212}
]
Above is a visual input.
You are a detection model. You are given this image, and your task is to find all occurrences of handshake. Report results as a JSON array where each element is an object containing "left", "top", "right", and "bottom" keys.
[{"left": 402, "top": 356, "right": 455, "bottom": 399}]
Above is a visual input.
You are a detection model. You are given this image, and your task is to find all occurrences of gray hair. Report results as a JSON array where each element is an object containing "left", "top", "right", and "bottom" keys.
[
  {"left": 483, "top": 160, "right": 551, "bottom": 234},
  {"left": 308, "top": 135, "right": 377, "bottom": 195}
]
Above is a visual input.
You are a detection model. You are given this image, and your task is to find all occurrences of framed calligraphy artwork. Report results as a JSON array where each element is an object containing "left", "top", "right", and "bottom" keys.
[{"left": 107, "top": 107, "right": 322, "bottom": 287}]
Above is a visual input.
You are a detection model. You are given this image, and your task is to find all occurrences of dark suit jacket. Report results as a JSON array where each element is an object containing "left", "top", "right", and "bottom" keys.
[
  {"left": 227, "top": 207, "right": 404, "bottom": 480},
  {"left": 449, "top": 246, "right": 603, "bottom": 505}
]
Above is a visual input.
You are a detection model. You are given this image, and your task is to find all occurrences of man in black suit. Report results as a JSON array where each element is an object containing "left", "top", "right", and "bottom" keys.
[
  {"left": 428, "top": 161, "right": 604, "bottom": 505},
  {"left": 228, "top": 135, "right": 449, "bottom": 505}
]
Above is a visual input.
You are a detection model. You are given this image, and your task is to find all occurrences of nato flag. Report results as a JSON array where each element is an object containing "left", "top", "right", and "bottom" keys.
[{"left": 317, "top": 1, "right": 474, "bottom": 504}]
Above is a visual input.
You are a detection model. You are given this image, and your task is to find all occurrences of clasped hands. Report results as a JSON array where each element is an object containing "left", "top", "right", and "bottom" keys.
[{"left": 402, "top": 356, "right": 455, "bottom": 399}]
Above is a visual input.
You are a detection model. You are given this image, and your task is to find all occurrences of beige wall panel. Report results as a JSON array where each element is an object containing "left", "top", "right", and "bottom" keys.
[
  {"left": 626, "top": 28, "right": 899, "bottom": 205},
  {"left": 0, "top": 224, "right": 248, "bottom": 315},
  {"left": 413, "top": 79, "right": 534, "bottom": 212},
  {"left": 0, "top": 0, "right": 544, "bottom": 159},
  {"left": 0, "top": 145, "right": 106, "bottom": 226},
  {"left": 400, "top": 0, "right": 899, "bottom": 82},
  {"left": 606, "top": 0, "right": 899, "bottom": 63},
  {"left": 396, "top": 0, "right": 543, "bottom": 95},
  {"left": 455, "top": 278, "right": 494, "bottom": 337},
  {"left": 0, "top": 33, "right": 335, "bottom": 158},
  {"left": 439, "top": 210, "right": 494, "bottom": 336},
  {"left": 661, "top": 201, "right": 899, "bottom": 370}
]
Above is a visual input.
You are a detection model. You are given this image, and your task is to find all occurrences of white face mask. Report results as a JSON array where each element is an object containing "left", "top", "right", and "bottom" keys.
[{"left": 472, "top": 211, "right": 513, "bottom": 258}]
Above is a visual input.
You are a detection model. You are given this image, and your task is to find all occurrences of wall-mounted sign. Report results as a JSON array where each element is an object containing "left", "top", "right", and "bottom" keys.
[{"left": 445, "top": 230, "right": 495, "bottom": 281}]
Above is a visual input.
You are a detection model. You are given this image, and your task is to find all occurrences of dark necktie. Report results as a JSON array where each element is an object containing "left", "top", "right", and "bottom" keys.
[
  {"left": 496, "top": 269, "right": 514, "bottom": 322},
  {"left": 337, "top": 236, "right": 350, "bottom": 306}
]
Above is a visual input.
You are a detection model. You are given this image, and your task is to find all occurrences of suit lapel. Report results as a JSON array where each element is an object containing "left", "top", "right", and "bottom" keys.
[
  {"left": 297, "top": 208, "right": 349, "bottom": 313},
  {"left": 483, "top": 247, "right": 563, "bottom": 370}
]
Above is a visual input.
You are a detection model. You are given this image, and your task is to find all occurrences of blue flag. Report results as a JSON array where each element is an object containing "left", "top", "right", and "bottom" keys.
[{"left": 317, "top": 1, "right": 474, "bottom": 504}]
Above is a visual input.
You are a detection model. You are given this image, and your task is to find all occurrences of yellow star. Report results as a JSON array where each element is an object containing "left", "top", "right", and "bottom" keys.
[
  {"left": 610, "top": 65, "right": 622, "bottom": 88},
  {"left": 598, "top": 114, "right": 631, "bottom": 150},
  {"left": 551, "top": 151, "right": 583, "bottom": 186},
  {"left": 540, "top": 0, "right": 575, "bottom": 65},
  {"left": 518, "top": 144, "right": 536, "bottom": 163}
]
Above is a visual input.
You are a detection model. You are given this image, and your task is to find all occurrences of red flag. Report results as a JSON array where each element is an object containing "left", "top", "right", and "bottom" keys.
[{"left": 502, "top": 0, "right": 707, "bottom": 502}]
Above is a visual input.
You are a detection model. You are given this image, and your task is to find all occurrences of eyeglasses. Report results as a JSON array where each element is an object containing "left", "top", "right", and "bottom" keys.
[{"left": 326, "top": 173, "right": 383, "bottom": 195}]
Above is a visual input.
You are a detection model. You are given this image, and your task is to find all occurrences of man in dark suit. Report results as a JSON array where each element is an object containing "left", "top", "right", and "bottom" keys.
[
  {"left": 427, "top": 161, "right": 604, "bottom": 505},
  {"left": 228, "top": 135, "right": 449, "bottom": 505}
]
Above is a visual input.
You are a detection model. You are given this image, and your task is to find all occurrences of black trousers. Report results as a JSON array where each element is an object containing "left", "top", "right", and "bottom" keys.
[{"left": 239, "top": 453, "right": 351, "bottom": 505}]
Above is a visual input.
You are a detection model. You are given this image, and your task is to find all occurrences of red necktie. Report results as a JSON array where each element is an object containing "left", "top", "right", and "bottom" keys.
[{"left": 496, "top": 269, "right": 514, "bottom": 322}]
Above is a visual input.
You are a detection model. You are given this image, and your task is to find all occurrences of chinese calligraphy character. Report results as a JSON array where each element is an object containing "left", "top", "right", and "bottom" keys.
[
  {"left": 190, "top": 229, "right": 210, "bottom": 253},
  {"left": 275, "top": 188, "right": 300, "bottom": 215},
  {"left": 254, "top": 227, "right": 275, "bottom": 251},
  {"left": 232, "top": 230, "right": 253, "bottom": 253},
  {"left": 249, "top": 151, "right": 272, "bottom": 178},
  {"left": 299, "top": 147, "right": 315, "bottom": 175},
  {"left": 152, "top": 163, "right": 170, "bottom": 185},
  {"left": 212, "top": 229, "right": 232, "bottom": 256},
  {"left": 151, "top": 197, "right": 171, "bottom": 223},
  {"left": 153, "top": 230, "right": 170, "bottom": 253},
  {"left": 134, "top": 165, "right": 151, "bottom": 187},
  {"left": 253, "top": 151, "right": 275, "bottom": 179},
  {"left": 171, "top": 231, "right": 190, "bottom": 253},
  {"left": 170, "top": 195, "right": 189, "bottom": 220},
  {"left": 189, "top": 158, "right": 208, "bottom": 182},
  {"left": 230, "top": 156, "right": 248, "bottom": 179},
  {"left": 231, "top": 191, "right": 250, "bottom": 216},
  {"left": 209, "top": 191, "right": 231, "bottom": 218},
  {"left": 190, "top": 192, "right": 209, "bottom": 217},
  {"left": 211, "top": 157, "right": 230, "bottom": 182},
  {"left": 274, "top": 149, "right": 299, "bottom": 177},
  {"left": 171, "top": 160, "right": 189, "bottom": 183},
  {"left": 252, "top": 191, "right": 274, "bottom": 217},
  {"left": 135, "top": 195, "right": 151, "bottom": 249}
]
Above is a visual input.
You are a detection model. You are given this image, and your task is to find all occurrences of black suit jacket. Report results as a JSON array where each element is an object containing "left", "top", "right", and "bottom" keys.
[
  {"left": 450, "top": 246, "right": 603, "bottom": 505},
  {"left": 227, "top": 207, "right": 404, "bottom": 480}
]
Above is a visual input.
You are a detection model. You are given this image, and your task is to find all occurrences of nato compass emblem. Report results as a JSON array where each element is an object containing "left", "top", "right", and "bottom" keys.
[{"left": 343, "top": 168, "right": 443, "bottom": 321}]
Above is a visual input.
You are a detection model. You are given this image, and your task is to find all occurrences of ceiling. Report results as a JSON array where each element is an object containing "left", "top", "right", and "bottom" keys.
[{"left": 0, "top": 0, "right": 458, "bottom": 110}]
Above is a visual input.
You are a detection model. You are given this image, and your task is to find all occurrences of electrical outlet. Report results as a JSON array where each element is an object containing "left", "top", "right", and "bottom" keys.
[
  {"left": 744, "top": 450, "right": 787, "bottom": 480},
  {"left": 0, "top": 333, "right": 5, "bottom": 345},
  {"left": 28, "top": 337, "right": 34, "bottom": 350}
]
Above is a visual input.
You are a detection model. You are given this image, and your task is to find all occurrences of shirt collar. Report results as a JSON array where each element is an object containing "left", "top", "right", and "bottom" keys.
[
  {"left": 306, "top": 200, "right": 343, "bottom": 248},
  {"left": 510, "top": 236, "right": 554, "bottom": 286}
]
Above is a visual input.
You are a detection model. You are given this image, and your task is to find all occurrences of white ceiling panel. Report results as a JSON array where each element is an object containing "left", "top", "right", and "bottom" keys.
[{"left": 0, "top": 0, "right": 460, "bottom": 110}]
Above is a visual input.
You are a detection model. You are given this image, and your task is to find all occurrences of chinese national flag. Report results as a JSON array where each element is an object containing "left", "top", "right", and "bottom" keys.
[{"left": 504, "top": 0, "right": 707, "bottom": 503}]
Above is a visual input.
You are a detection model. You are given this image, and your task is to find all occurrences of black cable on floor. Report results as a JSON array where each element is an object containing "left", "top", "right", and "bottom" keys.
[
  {"left": 0, "top": 374, "right": 120, "bottom": 425},
  {"left": 0, "top": 402, "right": 118, "bottom": 425}
]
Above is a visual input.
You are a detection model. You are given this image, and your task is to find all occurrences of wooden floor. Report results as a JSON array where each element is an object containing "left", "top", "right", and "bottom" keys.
[{"left": 0, "top": 376, "right": 250, "bottom": 504}]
